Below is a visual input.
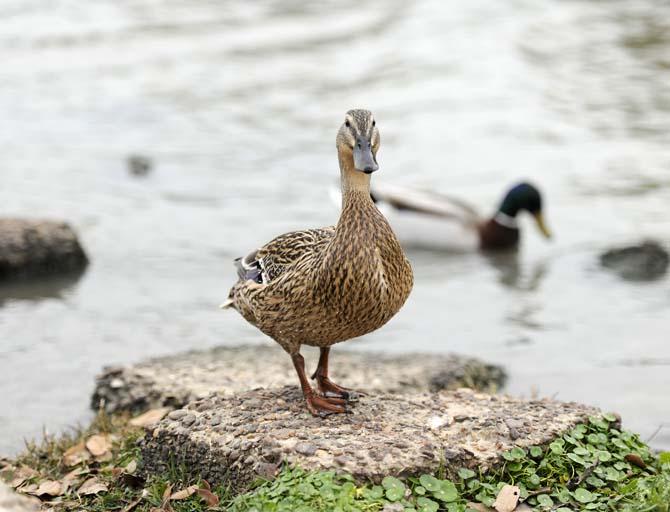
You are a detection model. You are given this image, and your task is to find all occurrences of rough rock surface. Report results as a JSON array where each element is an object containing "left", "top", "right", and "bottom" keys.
[
  {"left": 0, "top": 482, "right": 40, "bottom": 512},
  {"left": 600, "top": 240, "right": 669, "bottom": 281},
  {"left": 0, "top": 219, "right": 88, "bottom": 279},
  {"left": 92, "top": 345, "right": 506, "bottom": 413},
  {"left": 139, "top": 387, "right": 599, "bottom": 493}
]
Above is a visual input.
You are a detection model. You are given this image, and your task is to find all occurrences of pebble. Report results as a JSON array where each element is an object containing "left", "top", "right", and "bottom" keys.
[
  {"left": 294, "top": 443, "right": 317, "bottom": 456},
  {"left": 181, "top": 414, "right": 196, "bottom": 427},
  {"left": 168, "top": 410, "right": 187, "bottom": 420}
]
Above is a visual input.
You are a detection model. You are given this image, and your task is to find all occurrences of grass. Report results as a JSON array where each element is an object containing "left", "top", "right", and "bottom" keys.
[
  {"left": 1, "top": 410, "right": 232, "bottom": 511},
  {"left": 1, "top": 411, "right": 669, "bottom": 511}
]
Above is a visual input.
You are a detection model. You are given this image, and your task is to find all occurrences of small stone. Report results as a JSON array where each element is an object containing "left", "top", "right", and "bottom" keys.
[
  {"left": 210, "top": 416, "right": 221, "bottom": 426},
  {"left": 181, "top": 414, "right": 196, "bottom": 427},
  {"left": 110, "top": 378, "right": 125, "bottom": 389},
  {"left": 168, "top": 410, "right": 187, "bottom": 420},
  {"left": 294, "top": 443, "right": 317, "bottom": 456}
]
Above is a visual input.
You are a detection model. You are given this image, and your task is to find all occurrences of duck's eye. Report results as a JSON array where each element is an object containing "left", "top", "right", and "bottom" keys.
[
  {"left": 372, "top": 120, "right": 376, "bottom": 127},
  {"left": 345, "top": 120, "right": 350, "bottom": 128},
  {"left": 357, "top": 142, "right": 361, "bottom": 149}
]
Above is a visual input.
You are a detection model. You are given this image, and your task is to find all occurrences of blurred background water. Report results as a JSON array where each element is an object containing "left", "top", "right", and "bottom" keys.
[{"left": 1, "top": 0, "right": 669, "bottom": 455}]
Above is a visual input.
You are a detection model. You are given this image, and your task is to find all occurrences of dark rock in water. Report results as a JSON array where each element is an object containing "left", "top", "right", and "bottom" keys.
[
  {"left": 138, "top": 386, "right": 599, "bottom": 493},
  {"left": 600, "top": 241, "right": 669, "bottom": 281},
  {"left": 91, "top": 345, "right": 507, "bottom": 414},
  {"left": 0, "top": 219, "right": 88, "bottom": 280},
  {"left": 127, "top": 155, "right": 152, "bottom": 176}
]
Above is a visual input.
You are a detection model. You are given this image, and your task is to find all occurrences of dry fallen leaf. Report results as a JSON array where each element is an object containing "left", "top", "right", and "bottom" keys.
[
  {"left": 85, "top": 434, "right": 112, "bottom": 457},
  {"left": 515, "top": 504, "right": 533, "bottom": 511},
  {"left": 10, "top": 465, "right": 39, "bottom": 488},
  {"left": 29, "top": 480, "right": 63, "bottom": 498},
  {"left": 493, "top": 484, "right": 520, "bottom": 512},
  {"left": 129, "top": 408, "right": 170, "bottom": 427},
  {"left": 170, "top": 485, "right": 198, "bottom": 500},
  {"left": 62, "top": 441, "right": 91, "bottom": 466},
  {"left": 625, "top": 453, "right": 647, "bottom": 469},
  {"left": 196, "top": 488, "right": 220, "bottom": 508},
  {"left": 19, "top": 484, "right": 38, "bottom": 495},
  {"left": 78, "top": 477, "right": 108, "bottom": 496},
  {"left": 62, "top": 467, "right": 88, "bottom": 482},
  {"left": 162, "top": 483, "right": 173, "bottom": 501},
  {"left": 125, "top": 460, "right": 138, "bottom": 474}
]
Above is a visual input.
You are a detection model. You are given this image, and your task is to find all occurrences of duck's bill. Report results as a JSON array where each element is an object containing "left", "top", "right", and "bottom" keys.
[
  {"left": 533, "top": 212, "right": 552, "bottom": 239},
  {"left": 353, "top": 144, "right": 378, "bottom": 174}
]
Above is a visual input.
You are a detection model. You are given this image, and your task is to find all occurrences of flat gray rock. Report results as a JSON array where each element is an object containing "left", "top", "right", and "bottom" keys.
[
  {"left": 0, "top": 219, "right": 88, "bottom": 279},
  {"left": 92, "top": 344, "right": 506, "bottom": 413},
  {"left": 139, "top": 387, "right": 599, "bottom": 493}
]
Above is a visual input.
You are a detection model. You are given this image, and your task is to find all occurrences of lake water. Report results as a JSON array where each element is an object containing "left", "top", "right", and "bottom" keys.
[{"left": 1, "top": 0, "right": 669, "bottom": 455}]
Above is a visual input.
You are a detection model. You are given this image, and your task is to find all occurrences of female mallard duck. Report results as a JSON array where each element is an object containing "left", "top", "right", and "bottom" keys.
[
  {"left": 351, "top": 182, "right": 552, "bottom": 251},
  {"left": 222, "top": 109, "right": 413, "bottom": 416}
]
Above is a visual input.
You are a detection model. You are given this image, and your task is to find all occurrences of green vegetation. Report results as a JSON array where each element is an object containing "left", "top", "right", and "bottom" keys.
[
  {"left": 230, "top": 415, "right": 670, "bottom": 511},
  {"left": 1, "top": 412, "right": 669, "bottom": 511}
]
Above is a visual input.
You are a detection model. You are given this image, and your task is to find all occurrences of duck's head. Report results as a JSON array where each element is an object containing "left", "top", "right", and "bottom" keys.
[
  {"left": 499, "top": 182, "right": 552, "bottom": 239},
  {"left": 336, "top": 109, "right": 380, "bottom": 174}
]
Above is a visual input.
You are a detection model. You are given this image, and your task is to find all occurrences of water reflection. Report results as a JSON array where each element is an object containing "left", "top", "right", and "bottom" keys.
[
  {"left": 482, "top": 251, "right": 548, "bottom": 291},
  {"left": 0, "top": 269, "right": 86, "bottom": 306}
]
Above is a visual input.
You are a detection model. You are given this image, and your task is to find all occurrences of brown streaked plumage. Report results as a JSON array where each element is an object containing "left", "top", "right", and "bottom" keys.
[{"left": 222, "top": 109, "right": 413, "bottom": 416}]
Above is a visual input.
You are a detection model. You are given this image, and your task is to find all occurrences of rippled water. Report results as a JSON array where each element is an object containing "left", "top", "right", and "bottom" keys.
[{"left": 1, "top": 0, "right": 669, "bottom": 455}]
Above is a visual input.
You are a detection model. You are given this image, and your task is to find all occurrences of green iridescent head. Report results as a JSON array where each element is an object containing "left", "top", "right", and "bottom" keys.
[{"left": 498, "top": 182, "right": 551, "bottom": 238}]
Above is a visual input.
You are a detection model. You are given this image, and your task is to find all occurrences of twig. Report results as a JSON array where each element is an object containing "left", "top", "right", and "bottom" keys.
[
  {"left": 524, "top": 486, "right": 552, "bottom": 499},
  {"left": 567, "top": 459, "right": 600, "bottom": 490}
]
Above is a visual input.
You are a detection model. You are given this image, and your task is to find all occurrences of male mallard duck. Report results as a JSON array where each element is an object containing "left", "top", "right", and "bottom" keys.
[
  {"left": 221, "top": 109, "right": 413, "bottom": 416},
  {"left": 349, "top": 182, "right": 551, "bottom": 251}
]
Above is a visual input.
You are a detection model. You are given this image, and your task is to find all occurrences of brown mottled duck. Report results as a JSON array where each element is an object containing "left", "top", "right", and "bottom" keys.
[{"left": 221, "top": 109, "right": 414, "bottom": 416}]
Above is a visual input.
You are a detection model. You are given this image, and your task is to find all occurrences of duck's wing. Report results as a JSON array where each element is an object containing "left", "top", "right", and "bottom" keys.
[
  {"left": 235, "top": 227, "right": 335, "bottom": 285},
  {"left": 370, "top": 183, "right": 480, "bottom": 225}
]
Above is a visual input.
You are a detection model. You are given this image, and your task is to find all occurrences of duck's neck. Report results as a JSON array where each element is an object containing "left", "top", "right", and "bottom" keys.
[{"left": 339, "top": 151, "right": 372, "bottom": 202}]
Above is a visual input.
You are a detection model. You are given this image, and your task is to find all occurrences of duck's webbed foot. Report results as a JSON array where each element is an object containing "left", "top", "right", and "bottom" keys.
[
  {"left": 292, "top": 352, "right": 348, "bottom": 417},
  {"left": 311, "top": 347, "right": 367, "bottom": 402},
  {"left": 304, "top": 390, "right": 348, "bottom": 416},
  {"left": 314, "top": 377, "right": 366, "bottom": 401}
]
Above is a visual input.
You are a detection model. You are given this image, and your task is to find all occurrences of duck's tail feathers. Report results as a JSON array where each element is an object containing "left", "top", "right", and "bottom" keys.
[{"left": 219, "top": 298, "right": 235, "bottom": 309}]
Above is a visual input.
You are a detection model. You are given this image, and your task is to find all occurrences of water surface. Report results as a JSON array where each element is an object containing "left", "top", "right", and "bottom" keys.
[{"left": 1, "top": 0, "right": 669, "bottom": 454}]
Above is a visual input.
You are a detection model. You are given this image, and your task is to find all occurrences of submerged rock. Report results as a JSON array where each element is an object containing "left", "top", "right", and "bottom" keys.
[
  {"left": 138, "top": 387, "right": 598, "bottom": 493},
  {"left": 0, "top": 219, "right": 88, "bottom": 280},
  {"left": 600, "top": 240, "right": 669, "bottom": 281},
  {"left": 127, "top": 155, "right": 152, "bottom": 176},
  {"left": 92, "top": 344, "right": 506, "bottom": 414}
]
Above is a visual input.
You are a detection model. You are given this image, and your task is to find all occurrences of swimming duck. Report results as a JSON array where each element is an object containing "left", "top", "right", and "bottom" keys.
[
  {"left": 346, "top": 182, "right": 551, "bottom": 251},
  {"left": 221, "top": 109, "right": 413, "bottom": 416}
]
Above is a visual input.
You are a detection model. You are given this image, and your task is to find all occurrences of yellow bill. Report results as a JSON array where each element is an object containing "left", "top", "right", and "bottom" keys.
[{"left": 533, "top": 212, "right": 552, "bottom": 239}]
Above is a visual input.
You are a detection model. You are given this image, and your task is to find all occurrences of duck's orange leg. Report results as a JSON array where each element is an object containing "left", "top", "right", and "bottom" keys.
[
  {"left": 311, "top": 347, "right": 366, "bottom": 401},
  {"left": 291, "top": 353, "right": 347, "bottom": 416}
]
